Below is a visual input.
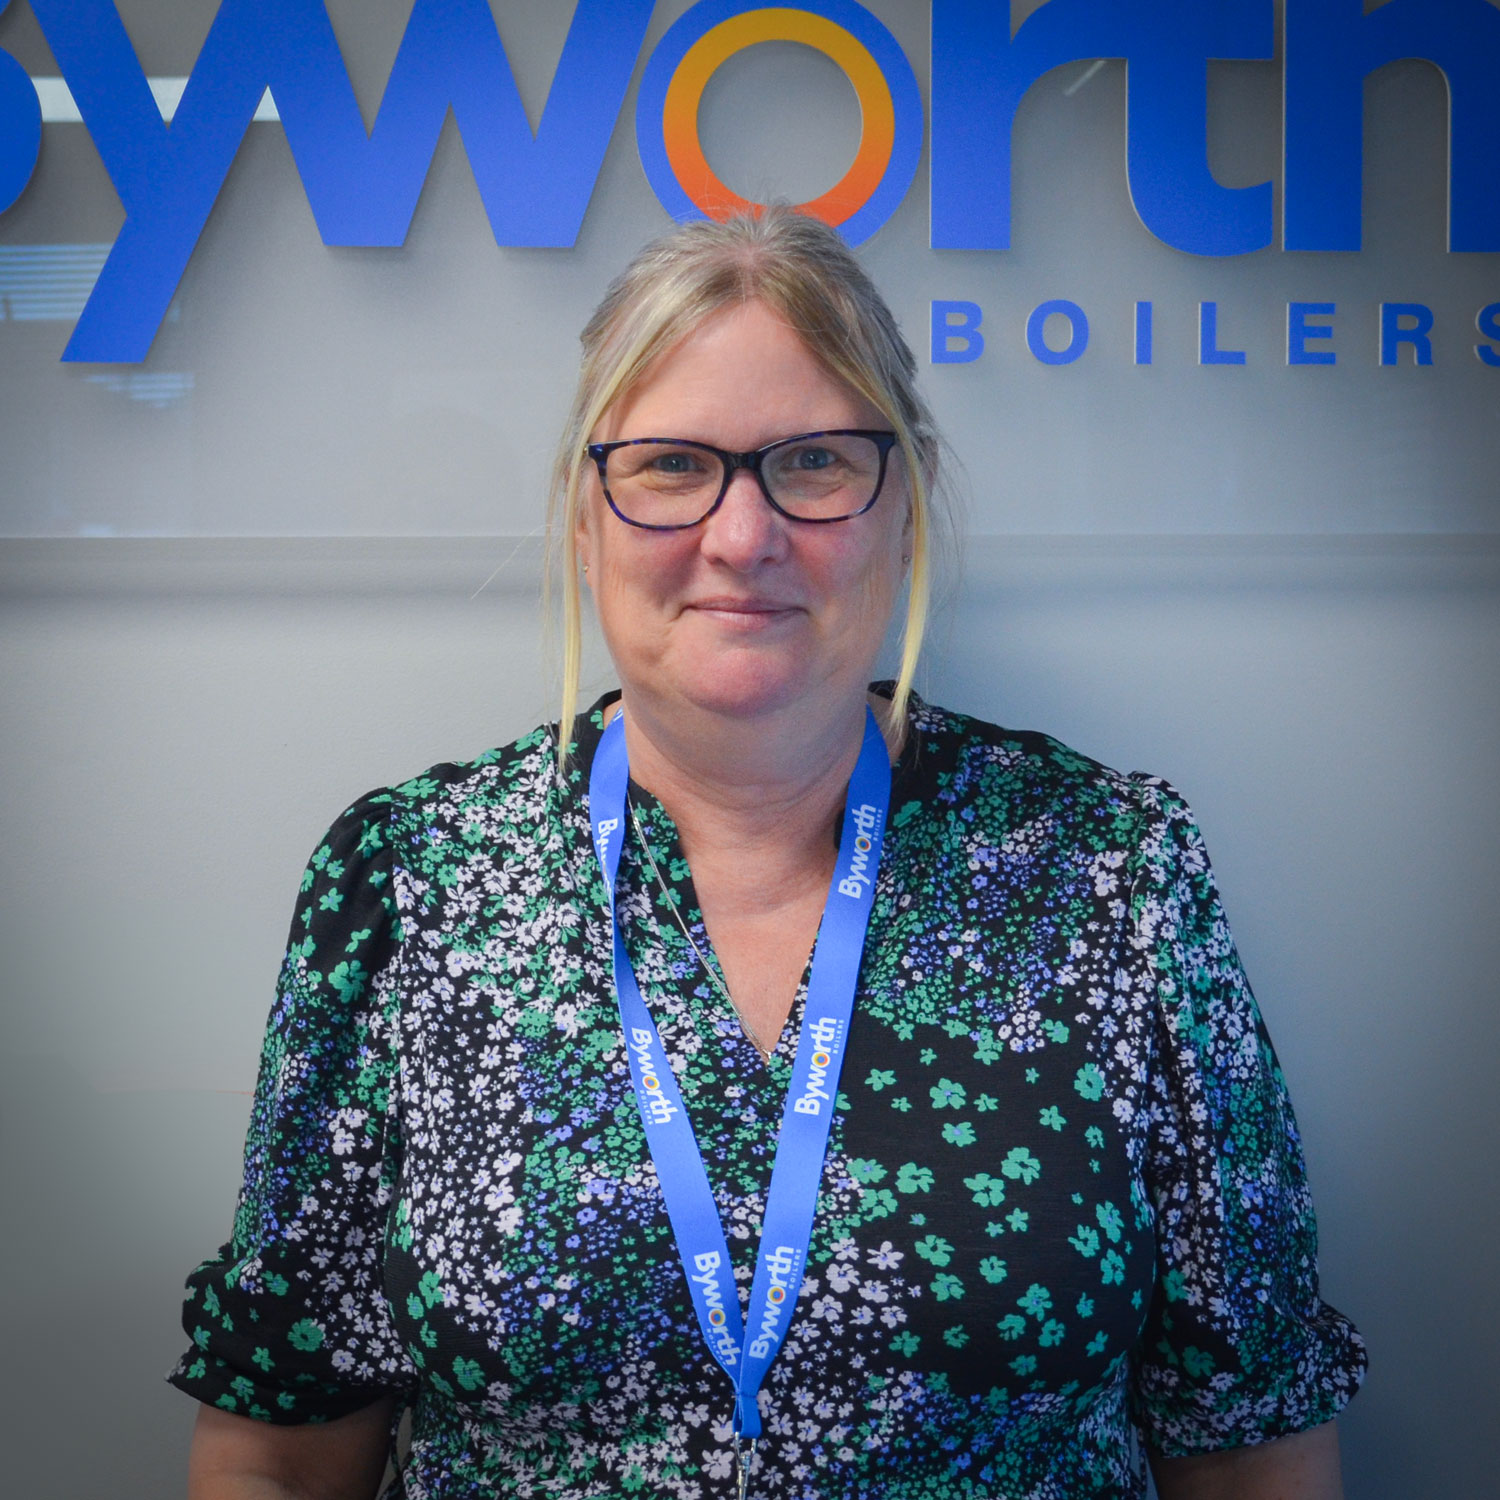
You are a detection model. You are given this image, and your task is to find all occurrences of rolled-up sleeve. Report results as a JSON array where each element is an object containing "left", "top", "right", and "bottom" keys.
[
  {"left": 168, "top": 791, "right": 416, "bottom": 1423},
  {"left": 1125, "top": 775, "right": 1367, "bottom": 1453}
]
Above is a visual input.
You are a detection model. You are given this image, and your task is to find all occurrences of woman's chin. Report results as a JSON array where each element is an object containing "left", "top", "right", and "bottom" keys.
[{"left": 667, "top": 654, "right": 827, "bottom": 723}]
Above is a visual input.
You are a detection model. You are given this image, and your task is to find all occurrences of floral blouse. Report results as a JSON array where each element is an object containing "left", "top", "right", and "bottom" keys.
[{"left": 170, "top": 691, "right": 1365, "bottom": 1498}]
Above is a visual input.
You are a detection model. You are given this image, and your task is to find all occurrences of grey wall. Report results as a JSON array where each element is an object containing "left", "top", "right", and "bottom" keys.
[{"left": 3, "top": 0, "right": 1499, "bottom": 1494}]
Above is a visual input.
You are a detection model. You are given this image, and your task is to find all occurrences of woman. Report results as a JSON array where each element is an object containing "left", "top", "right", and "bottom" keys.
[{"left": 175, "top": 210, "right": 1365, "bottom": 1498}]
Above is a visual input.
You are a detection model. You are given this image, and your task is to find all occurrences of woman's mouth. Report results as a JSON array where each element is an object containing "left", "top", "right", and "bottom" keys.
[{"left": 684, "top": 597, "right": 800, "bottom": 623}]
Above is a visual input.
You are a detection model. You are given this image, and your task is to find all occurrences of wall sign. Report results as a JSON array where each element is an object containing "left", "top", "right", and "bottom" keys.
[
  {"left": 1, "top": 0, "right": 1498, "bottom": 363},
  {"left": 932, "top": 296, "right": 1500, "bottom": 367},
  {"left": 635, "top": 0, "right": 921, "bottom": 245}
]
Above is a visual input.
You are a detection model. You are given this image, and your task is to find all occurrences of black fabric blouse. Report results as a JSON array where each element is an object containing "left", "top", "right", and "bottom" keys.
[{"left": 170, "top": 692, "right": 1365, "bottom": 1497}]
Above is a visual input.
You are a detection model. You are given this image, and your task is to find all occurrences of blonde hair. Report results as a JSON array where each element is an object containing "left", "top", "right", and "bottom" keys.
[{"left": 546, "top": 208, "right": 945, "bottom": 765}]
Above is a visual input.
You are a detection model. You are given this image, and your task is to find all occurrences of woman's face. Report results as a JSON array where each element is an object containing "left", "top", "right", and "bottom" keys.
[{"left": 578, "top": 299, "right": 910, "bottom": 730}]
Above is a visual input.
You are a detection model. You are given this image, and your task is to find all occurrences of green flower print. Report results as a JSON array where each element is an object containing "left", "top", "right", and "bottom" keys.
[
  {"left": 1074, "top": 1064, "right": 1106, "bottom": 1102},
  {"left": 164, "top": 694, "right": 1365, "bottom": 1499},
  {"left": 963, "top": 1172, "right": 1007, "bottom": 1206},
  {"left": 287, "top": 1320, "right": 323, "bottom": 1353},
  {"left": 1069, "top": 1225, "right": 1101, "bottom": 1258},
  {"left": 1001, "top": 1147, "right": 1042, "bottom": 1184},
  {"left": 914, "top": 1235, "right": 955, "bottom": 1266},
  {"left": 895, "top": 1162, "right": 934, "bottom": 1194},
  {"left": 1016, "top": 1284, "right": 1053, "bottom": 1320},
  {"left": 929, "top": 1078, "right": 967, "bottom": 1109}
]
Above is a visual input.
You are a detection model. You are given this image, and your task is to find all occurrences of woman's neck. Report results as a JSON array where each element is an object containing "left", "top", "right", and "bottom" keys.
[{"left": 613, "top": 691, "right": 869, "bottom": 914}]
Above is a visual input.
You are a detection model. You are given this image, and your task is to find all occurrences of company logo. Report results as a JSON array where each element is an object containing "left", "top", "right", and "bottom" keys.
[
  {"left": 628, "top": 1025, "right": 679, "bottom": 1127},
  {"left": 595, "top": 815, "right": 620, "bottom": 869},
  {"left": 690, "top": 1250, "right": 739, "bottom": 1364},
  {"left": 635, "top": 0, "right": 921, "bottom": 246},
  {"left": 931, "top": 296, "right": 1500, "bottom": 370},
  {"left": 746, "top": 1243, "right": 802, "bottom": 1359},
  {"left": 3, "top": 0, "right": 1498, "bottom": 362},
  {"left": 836, "top": 802, "right": 880, "bottom": 899},
  {"left": 792, "top": 1014, "right": 842, "bottom": 1116}
]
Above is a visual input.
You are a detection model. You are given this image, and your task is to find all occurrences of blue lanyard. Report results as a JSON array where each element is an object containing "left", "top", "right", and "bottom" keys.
[{"left": 588, "top": 707, "right": 891, "bottom": 1441}]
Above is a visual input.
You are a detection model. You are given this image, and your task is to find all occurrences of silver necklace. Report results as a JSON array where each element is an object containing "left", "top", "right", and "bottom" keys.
[{"left": 627, "top": 797, "right": 777, "bottom": 1063}]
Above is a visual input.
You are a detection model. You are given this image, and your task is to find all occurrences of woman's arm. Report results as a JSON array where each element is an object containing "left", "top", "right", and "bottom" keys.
[
  {"left": 1150, "top": 1419, "right": 1343, "bottom": 1500},
  {"left": 187, "top": 1398, "right": 396, "bottom": 1500}
]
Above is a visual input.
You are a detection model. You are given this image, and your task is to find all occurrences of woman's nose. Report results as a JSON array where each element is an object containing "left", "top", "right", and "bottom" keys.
[{"left": 699, "top": 467, "right": 788, "bottom": 569}]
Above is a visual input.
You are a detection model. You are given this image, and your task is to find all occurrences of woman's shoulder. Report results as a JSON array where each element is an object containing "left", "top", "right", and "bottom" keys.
[
  {"left": 903, "top": 694, "right": 1153, "bottom": 800},
  {"left": 331, "top": 719, "right": 569, "bottom": 841},
  {"left": 894, "top": 693, "right": 1201, "bottom": 866}
]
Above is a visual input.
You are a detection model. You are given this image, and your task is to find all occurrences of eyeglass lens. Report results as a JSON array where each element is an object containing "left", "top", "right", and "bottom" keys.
[{"left": 601, "top": 434, "right": 885, "bottom": 527}]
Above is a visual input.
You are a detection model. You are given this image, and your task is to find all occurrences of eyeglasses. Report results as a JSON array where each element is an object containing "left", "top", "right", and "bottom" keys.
[{"left": 585, "top": 429, "right": 898, "bottom": 530}]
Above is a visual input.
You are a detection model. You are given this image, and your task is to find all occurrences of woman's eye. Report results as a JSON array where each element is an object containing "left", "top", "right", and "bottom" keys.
[
  {"left": 648, "top": 451, "right": 704, "bottom": 476},
  {"left": 788, "top": 446, "right": 837, "bottom": 470}
]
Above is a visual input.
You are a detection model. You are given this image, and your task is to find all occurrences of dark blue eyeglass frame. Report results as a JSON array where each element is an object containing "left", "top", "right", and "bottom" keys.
[{"left": 584, "top": 429, "right": 899, "bottom": 531}]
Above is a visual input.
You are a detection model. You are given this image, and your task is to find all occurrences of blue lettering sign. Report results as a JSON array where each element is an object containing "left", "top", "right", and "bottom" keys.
[
  {"left": 29, "top": 0, "right": 652, "bottom": 361},
  {"left": 1199, "top": 301, "right": 1247, "bottom": 365},
  {"left": 931, "top": 299, "right": 985, "bottom": 364},
  {"left": 1027, "top": 299, "right": 1089, "bottom": 365},
  {"left": 1381, "top": 302, "right": 1435, "bottom": 366},
  {"left": 0, "top": 0, "right": 40, "bottom": 215},
  {"left": 1478, "top": 303, "right": 1500, "bottom": 368},
  {"left": 1135, "top": 301, "right": 1154, "bottom": 366},
  {"left": 8, "top": 0, "right": 1500, "bottom": 363},
  {"left": 1288, "top": 301, "right": 1337, "bottom": 365},
  {"left": 1285, "top": 0, "right": 1500, "bottom": 252},
  {"left": 931, "top": 0, "right": 1273, "bottom": 256}
]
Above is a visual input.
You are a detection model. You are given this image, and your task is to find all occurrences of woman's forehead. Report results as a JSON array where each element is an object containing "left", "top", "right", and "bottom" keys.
[{"left": 599, "top": 301, "right": 879, "bottom": 442}]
